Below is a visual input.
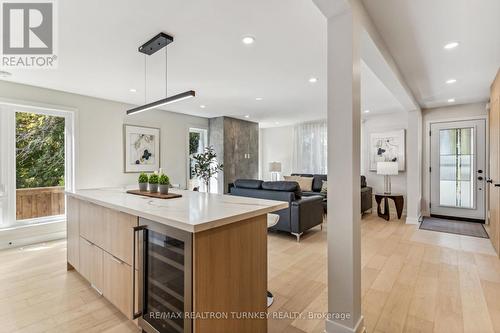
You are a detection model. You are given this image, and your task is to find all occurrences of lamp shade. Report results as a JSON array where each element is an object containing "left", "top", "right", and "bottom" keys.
[
  {"left": 377, "top": 162, "right": 398, "bottom": 175},
  {"left": 269, "top": 162, "right": 282, "bottom": 172}
]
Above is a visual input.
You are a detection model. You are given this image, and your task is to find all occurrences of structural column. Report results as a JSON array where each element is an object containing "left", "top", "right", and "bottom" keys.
[
  {"left": 314, "top": 0, "right": 364, "bottom": 332},
  {"left": 405, "top": 109, "right": 423, "bottom": 224}
]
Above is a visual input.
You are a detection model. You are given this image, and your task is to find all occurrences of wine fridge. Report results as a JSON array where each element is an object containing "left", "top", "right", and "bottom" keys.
[{"left": 133, "top": 218, "right": 192, "bottom": 333}]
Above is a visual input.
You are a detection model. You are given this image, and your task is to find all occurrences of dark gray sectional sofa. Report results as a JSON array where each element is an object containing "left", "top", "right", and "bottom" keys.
[
  {"left": 291, "top": 174, "right": 373, "bottom": 214},
  {"left": 229, "top": 179, "right": 324, "bottom": 242}
]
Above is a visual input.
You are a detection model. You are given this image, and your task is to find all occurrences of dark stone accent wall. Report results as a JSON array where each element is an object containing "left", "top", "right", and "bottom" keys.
[{"left": 209, "top": 117, "right": 259, "bottom": 193}]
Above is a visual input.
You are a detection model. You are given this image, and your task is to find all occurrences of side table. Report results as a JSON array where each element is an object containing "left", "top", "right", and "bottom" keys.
[{"left": 374, "top": 193, "right": 404, "bottom": 221}]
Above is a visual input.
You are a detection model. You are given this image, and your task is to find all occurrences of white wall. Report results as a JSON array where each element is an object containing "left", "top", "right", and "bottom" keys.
[
  {"left": 421, "top": 102, "right": 488, "bottom": 215},
  {"left": 0, "top": 81, "right": 208, "bottom": 190},
  {"left": 260, "top": 126, "right": 294, "bottom": 180},
  {"left": 362, "top": 111, "right": 408, "bottom": 214}
]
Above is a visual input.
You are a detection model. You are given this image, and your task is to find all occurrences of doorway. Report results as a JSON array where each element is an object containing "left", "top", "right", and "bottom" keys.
[{"left": 430, "top": 119, "right": 486, "bottom": 221}]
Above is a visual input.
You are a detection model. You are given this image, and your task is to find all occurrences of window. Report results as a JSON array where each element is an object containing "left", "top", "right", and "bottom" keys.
[
  {"left": 0, "top": 104, "right": 74, "bottom": 228},
  {"left": 292, "top": 121, "right": 328, "bottom": 174},
  {"left": 187, "top": 128, "right": 208, "bottom": 191}
]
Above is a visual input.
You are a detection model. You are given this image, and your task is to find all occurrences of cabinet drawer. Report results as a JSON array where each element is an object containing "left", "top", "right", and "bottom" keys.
[
  {"left": 79, "top": 201, "right": 105, "bottom": 248},
  {"left": 103, "top": 209, "right": 138, "bottom": 265},
  {"left": 78, "top": 237, "right": 104, "bottom": 293},
  {"left": 103, "top": 251, "right": 133, "bottom": 319}
]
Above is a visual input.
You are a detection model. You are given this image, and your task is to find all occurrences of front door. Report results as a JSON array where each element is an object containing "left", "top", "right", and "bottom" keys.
[{"left": 430, "top": 119, "right": 486, "bottom": 221}]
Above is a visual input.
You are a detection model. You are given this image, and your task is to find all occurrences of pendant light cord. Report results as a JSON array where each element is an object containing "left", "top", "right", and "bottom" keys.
[
  {"left": 165, "top": 47, "right": 168, "bottom": 98},
  {"left": 144, "top": 54, "right": 147, "bottom": 104}
]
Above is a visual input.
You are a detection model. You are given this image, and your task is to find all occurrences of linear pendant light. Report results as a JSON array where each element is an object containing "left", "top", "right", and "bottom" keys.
[{"left": 127, "top": 32, "right": 195, "bottom": 115}]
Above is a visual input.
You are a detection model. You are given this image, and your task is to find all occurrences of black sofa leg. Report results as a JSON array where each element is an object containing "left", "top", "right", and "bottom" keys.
[{"left": 291, "top": 232, "right": 303, "bottom": 242}]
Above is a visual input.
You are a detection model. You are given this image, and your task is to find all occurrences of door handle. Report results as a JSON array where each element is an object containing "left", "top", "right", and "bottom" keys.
[
  {"left": 132, "top": 225, "right": 147, "bottom": 320},
  {"left": 487, "top": 179, "right": 493, "bottom": 184}
]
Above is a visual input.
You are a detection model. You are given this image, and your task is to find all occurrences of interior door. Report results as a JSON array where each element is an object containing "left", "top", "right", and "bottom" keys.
[{"left": 430, "top": 119, "right": 486, "bottom": 220}]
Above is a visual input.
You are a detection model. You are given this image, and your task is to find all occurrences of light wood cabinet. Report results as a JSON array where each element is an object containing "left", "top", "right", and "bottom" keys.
[
  {"left": 103, "top": 208, "right": 138, "bottom": 265},
  {"left": 66, "top": 197, "right": 79, "bottom": 270},
  {"left": 103, "top": 251, "right": 133, "bottom": 319},
  {"left": 79, "top": 200, "right": 105, "bottom": 248},
  {"left": 79, "top": 237, "right": 104, "bottom": 293}
]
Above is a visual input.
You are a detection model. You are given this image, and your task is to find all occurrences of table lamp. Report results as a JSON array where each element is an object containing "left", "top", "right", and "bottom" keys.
[
  {"left": 377, "top": 161, "right": 398, "bottom": 194},
  {"left": 269, "top": 162, "right": 282, "bottom": 181}
]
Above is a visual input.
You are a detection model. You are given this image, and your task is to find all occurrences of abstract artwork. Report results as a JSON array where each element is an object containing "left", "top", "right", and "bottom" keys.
[
  {"left": 369, "top": 129, "right": 405, "bottom": 171},
  {"left": 124, "top": 125, "right": 160, "bottom": 173}
]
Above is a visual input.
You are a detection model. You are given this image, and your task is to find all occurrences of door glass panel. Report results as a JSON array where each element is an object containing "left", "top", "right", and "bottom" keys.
[
  {"left": 439, "top": 128, "right": 474, "bottom": 208},
  {"left": 145, "top": 229, "right": 185, "bottom": 333},
  {"left": 16, "top": 112, "right": 66, "bottom": 221}
]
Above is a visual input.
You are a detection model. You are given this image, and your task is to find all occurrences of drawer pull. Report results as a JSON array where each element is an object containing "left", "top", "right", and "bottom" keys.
[{"left": 110, "top": 256, "right": 124, "bottom": 265}]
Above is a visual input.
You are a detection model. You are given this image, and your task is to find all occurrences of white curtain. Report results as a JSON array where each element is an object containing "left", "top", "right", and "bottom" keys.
[{"left": 292, "top": 120, "right": 328, "bottom": 174}]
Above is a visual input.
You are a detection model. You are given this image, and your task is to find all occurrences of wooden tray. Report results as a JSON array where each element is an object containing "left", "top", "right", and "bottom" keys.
[{"left": 126, "top": 190, "right": 182, "bottom": 199}]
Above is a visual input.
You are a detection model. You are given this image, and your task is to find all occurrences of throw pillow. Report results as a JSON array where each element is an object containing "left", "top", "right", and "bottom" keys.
[
  {"left": 296, "top": 177, "right": 314, "bottom": 192},
  {"left": 320, "top": 180, "right": 328, "bottom": 194},
  {"left": 283, "top": 175, "right": 300, "bottom": 181}
]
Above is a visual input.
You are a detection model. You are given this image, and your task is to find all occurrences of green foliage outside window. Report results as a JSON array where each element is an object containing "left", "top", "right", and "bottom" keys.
[{"left": 16, "top": 112, "right": 65, "bottom": 189}]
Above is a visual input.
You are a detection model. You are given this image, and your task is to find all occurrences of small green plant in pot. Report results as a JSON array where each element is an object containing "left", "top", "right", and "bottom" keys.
[
  {"left": 158, "top": 174, "right": 170, "bottom": 195},
  {"left": 148, "top": 173, "right": 159, "bottom": 193},
  {"left": 138, "top": 173, "right": 149, "bottom": 192}
]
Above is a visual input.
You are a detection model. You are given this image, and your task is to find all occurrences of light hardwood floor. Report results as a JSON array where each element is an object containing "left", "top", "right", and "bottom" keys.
[{"left": 1, "top": 214, "right": 499, "bottom": 333}]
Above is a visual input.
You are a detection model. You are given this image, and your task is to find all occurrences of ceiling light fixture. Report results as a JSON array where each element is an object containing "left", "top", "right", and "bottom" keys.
[
  {"left": 129, "top": 88, "right": 137, "bottom": 93},
  {"left": 364, "top": 110, "right": 370, "bottom": 113},
  {"left": 444, "top": 42, "right": 459, "bottom": 50},
  {"left": 0, "top": 70, "right": 12, "bottom": 78},
  {"left": 127, "top": 33, "right": 195, "bottom": 115},
  {"left": 448, "top": 98, "right": 456, "bottom": 103},
  {"left": 242, "top": 36, "right": 255, "bottom": 45},
  {"left": 309, "top": 77, "right": 318, "bottom": 83},
  {"left": 446, "top": 79, "right": 457, "bottom": 84},
  {"left": 255, "top": 97, "right": 263, "bottom": 101},
  {"left": 200, "top": 105, "right": 206, "bottom": 109},
  {"left": 244, "top": 115, "right": 250, "bottom": 118}
]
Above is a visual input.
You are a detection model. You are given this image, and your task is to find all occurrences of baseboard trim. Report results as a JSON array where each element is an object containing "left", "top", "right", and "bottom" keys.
[
  {"left": 0, "top": 220, "right": 66, "bottom": 250},
  {"left": 325, "top": 315, "right": 364, "bottom": 333},
  {"left": 405, "top": 215, "right": 421, "bottom": 225}
]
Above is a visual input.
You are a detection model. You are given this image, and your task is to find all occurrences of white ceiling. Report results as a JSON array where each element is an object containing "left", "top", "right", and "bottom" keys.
[
  {"left": 362, "top": 0, "right": 500, "bottom": 109},
  {"left": 0, "top": 0, "right": 406, "bottom": 127}
]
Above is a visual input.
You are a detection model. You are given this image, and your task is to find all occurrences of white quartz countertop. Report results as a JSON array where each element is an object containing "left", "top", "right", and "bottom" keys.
[{"left": 66, "top": 187, "right": 288, "bottom": 233}]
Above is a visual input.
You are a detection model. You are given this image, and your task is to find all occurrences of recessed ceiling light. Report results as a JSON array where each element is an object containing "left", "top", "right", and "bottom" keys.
[
  {"left": 448, "top": 98, "right": 456, "bottom": 103},
  {"left": 275, "top": 122, "right": 280, "bottom": 125},
  {"left": 0, "top": 70, "right": 12, "bottom": 78},
  {"left": 244, "top": 115, "right": 250, "bottom": 118},
  {"left": 242, "top": 36, "right": 255, "bottom": 45},
  {"left": 364, "top": 110, "right": 370, "bottom": 113},
  {"left": 255, "top": 97, "right": 263, "bottom": 101},
  {"left": 444, "top": 42, "right": 459, "bottom": 50},
  {"left": 200, "top": 105, "right": 206, "bottom": 109},
  {"left": 129, "top": 88, "right": 137, "bottom": 93},
  {"left": 309, "top": 77, "right": 318, "bottom": 83},
  {"left": 446, "top": 79, "right": 457, "bottom": 84}
]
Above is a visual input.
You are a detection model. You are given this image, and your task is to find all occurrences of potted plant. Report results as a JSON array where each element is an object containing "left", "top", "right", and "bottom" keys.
[
  {"left": 138, "top": 172, "right": 149, "bottom": 192},
  {"left": 192, "top": 146, "right": 223, "bottom": 193},
  {"left": 148, "top": 173, "right": 159, "bottom": 193},
  {"left": 158, "top": 174, "right": 170, "bottom": 195}
]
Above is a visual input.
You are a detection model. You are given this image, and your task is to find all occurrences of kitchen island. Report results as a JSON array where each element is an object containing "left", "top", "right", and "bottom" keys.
[{"left": 66, "top": 187, "right": 288, "bottom": 333}]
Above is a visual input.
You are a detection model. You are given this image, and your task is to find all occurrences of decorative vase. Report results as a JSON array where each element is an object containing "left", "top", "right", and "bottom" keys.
[
  {"left": 159, "top": 184, "right": 169, "bottom": 195},
  {"left": 149, "top": 183, "right": 158, "bottom": 193},
  {"left": 139, "top": 182, "right": 148, "bottom": 192}
]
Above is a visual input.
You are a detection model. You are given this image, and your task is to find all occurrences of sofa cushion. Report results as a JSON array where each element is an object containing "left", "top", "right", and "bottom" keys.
[
  {"left": 361, "top": 175, "right": 367, "bottom": 188},
  {"left": 296, "top": 177, "right": 314, "bottom": 192},
  {"left": 312, "top": 174, "right": 327, "bottom": 192},
  {"left": 234, "top": 179, "right": 263, "bottom": 189},
  {"left": 262, "top": 181, "right": 302, "bottom": 198},
  {"left": 320, "top": 180, "right": 328, "bottom": 194}
]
